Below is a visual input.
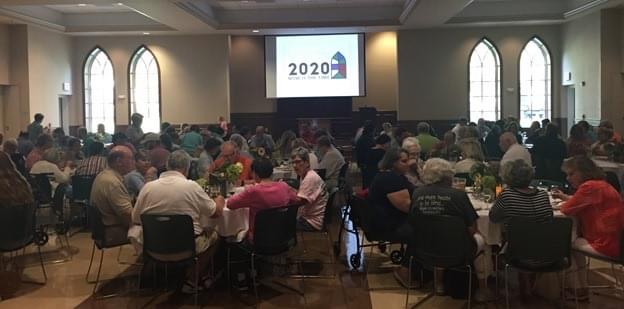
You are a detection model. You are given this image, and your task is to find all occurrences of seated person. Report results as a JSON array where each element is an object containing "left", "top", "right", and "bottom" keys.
[
  {"left": 291, "top": 147, "right": 328, "bottom": 231},
  {"left": 124, "top": 150, "right": 157, "bottom": 201},
  {"left": 65, "top": 137, "right": 84, "bottom": 163},
  {"left": 180, "top": 125, "right": 203, "bottom": 156},
  {"left": 454, "top": 140, "right": 485, "bottom": 174},
  {"left": 430, "top": 131, "right": 461, "bottom": 161},
  {"left": 0, "top": 151, "right": 34, "bottom": 207},
  {"left": 143, "top": 133, "right": 170, "bottom": 174},
  {"left": 368, "top": 148, "right": 413, "bottom": 239},
  {"left": 26, "top": 134, "right": 53, "bottom": 171},
  {"left": 402, "top": 137, "right": 424, "bottom": 187},
  {"left": 207, "top": 141, "right": 252, "bottom": 183},
  {"left": 590, "top": 127, "right": 616, "bottom": 157},
  {"left": 317, "top": 135, "right": 345, "bottom": 192},
  {"left": 132, "top": 150, "right": 224, "bottom": 293},
  {"left": 227, "top": 157, "right": 298, "bottom": 242},
  {"left": 2, "top": 138, "right": 28, "bottom": 178},
  {"left": 362, "top": 134, "right": 391, "bottom": 189},
  {"left": 90, "top": 146, "right": 135, "bottom": 244},
  {"left": 75, "top": 141, "right": 107, "bottom": 177},
  {"left": 552, "top": 155, "right": 624, "bottom": 301},
  {"left": 489, "top": 159, "right": 554, "bottom": 300},
  {"left": 291, "top": 138, "right": 319, "bottom": 169},
  {"left": 249, "top": 126, "right": 275, "bottom": 154},
  {"left": 395, "top": 158, "right": 490, "bottom": 301},
  {"left": 196, "top": 138, "right": 222, "bottom": 178},
  {"left": 30, "top": 148, "right": 72, "bottom": 192}
]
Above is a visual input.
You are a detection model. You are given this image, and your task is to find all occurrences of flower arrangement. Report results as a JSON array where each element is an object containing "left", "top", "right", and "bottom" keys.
[
  {"left": 469, "top": 162, "right": 497, "bottom": 196},
  {"left": 215, "top": 162, "right": 244, "bottom": 183}
]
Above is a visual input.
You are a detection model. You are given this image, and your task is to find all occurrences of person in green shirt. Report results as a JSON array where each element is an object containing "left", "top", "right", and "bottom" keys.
[
  {"left": 180, "top": 125, "right": 203, "bottom": 156},
  {"left": 415, "top": 122, "right": 439, "bottom": 158}
]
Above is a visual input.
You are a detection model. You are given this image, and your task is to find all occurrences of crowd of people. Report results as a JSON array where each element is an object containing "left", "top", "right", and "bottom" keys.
[{"left": 1, "top": 111, "right": 623, "bottom": 301}]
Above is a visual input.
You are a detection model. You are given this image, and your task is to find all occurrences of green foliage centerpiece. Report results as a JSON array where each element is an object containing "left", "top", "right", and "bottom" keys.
[{"left": 469, "top": 162, "right": 497, "bottom": 200}]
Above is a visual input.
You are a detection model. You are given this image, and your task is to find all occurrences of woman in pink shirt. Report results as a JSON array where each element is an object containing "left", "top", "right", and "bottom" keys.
[{"left": 227, "top": 157, "right": 297, "bottom": 242}]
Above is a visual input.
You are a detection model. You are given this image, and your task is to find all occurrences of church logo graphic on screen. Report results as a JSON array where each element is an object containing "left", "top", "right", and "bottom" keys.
[{"left": 331, "top": 52, "right": 346, "bottom": 79}]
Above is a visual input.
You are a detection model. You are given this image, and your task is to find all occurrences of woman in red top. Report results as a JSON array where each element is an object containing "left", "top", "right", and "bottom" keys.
[{"left": 553, "top": 155, "right": 624, "bottom": 299}]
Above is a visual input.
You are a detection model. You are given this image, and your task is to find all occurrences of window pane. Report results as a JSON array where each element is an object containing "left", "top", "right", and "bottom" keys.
[
  {"left": 130, "top": 47, "right": 161, "bottom": 133},
  {"left": 468, "top": 39, "right": 500, "bottom": 122},
  {"left": 519, "top": 38, "right": 552, "bottom": 127},
  {"left": 84, "top": 48, "right": 115, "bottom": 133}
]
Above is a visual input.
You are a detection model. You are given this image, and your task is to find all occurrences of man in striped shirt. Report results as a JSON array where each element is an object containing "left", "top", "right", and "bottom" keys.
[{"left": 75, "top": 141, "right": 107, "bottom": 177}]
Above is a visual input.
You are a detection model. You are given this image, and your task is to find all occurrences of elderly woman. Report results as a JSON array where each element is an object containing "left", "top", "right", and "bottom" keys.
[
  {"left": 291, "top": 147, "right": 328, "bottom": 231},
  {"left": 402, "top": 137, "right": 424, "bottom": 187},
  {"left": 362, "top": 134, "right": 391, "bottom": 189},
  {"left": 454, "top": 140, "right": 485, "bottom": 174},
  {"left": 552, "top": 155, "right": 624, "bottom": 300},
  {"left": 3, "top": 138, "right": 27, "bottom": 177},
  {"left": 30, "top": 148, "right": 72, "bottom": 192},
  {"left": 229, "top": 133, "right": 253, "bottom": 159},
  {"left": 0, "top": 151, "right": 34, "bottom": 207},
  {"left": 291, "top": 138, "right": 319, "bottom": 169},
  {"left": 489, "top": 159, "right": 553, "bottom": 300},
  {"left": 590, "top": 127, "right": 615, "bottom": 157},
  {"left": 430, "top": 131, "right": 461, "bottom": 161},
  {"left": 395, "top": 158, "right": 490, "bottom": 300},
  {"left": 368, "top": 148, "right": 413, "bottom": 239}
]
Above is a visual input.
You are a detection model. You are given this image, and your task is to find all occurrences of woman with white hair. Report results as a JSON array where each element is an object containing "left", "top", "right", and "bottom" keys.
[
  {"left": 394, "top": 158, "right": 491, "bottom": 301},
  {"left": 402, "top": 137, "right": 424, "bottom": 187},
  {"left": 454, "top": 140, "right": 485, "bottom": 174},
  {"left": 368, "top": 148, "right": 414, "bottom": 239},
  {"left": 30, "top": 148, "right": 73, "bottom": 192}
]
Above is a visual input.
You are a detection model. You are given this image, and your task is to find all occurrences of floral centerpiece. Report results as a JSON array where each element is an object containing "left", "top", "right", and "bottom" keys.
[
  {"left": 196, "top": 162, "right": 244, "bottom": 196},
  {"left": 469, "top": 162, "right": 497, "bottom": 199}
]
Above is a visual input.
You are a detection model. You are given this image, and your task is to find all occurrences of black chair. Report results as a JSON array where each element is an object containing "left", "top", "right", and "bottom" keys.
[
  {"left": 70, "top": 175, "right": 95, "bottom": 233},
  {"left": 314, "top": 168, "right": 326, "bottom": 181},
  {"left": 226, "top": 204, "right": 305, "bottom": 305},
  {"left": 503, "top": 217, "right": 573, "bottom": 308},
  {"left": 85, "top": 204, "right": 131, "bottom": 298},
  {"left": 139, "top": 214, "right": 202, "bottom": 305},
  {"left": 29, "top": 173, "right": 70, "bottom": 249},
  {"left": 605, "top": 171, "right": 621, "bottom": 193},
  {"left": 454, "top": 173, "right": 474, "bottom": 186},
  {"left": 348, "top": 195, "right": 405, "bottom": 270},
  {"left": 405, "top": 215, "right": 483, "bottom": 309},
  {"left": 0, "top": 203, "right": 47, "bottom": 284}
]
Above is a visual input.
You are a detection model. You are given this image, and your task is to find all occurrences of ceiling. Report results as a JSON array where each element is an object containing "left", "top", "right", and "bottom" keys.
[{"left": 0, "top": 0, "right": 621, "bottom": 35}]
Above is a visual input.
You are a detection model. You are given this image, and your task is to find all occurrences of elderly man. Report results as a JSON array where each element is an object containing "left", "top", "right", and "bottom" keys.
[
  {"left": 132, "top": 150, "right": 224, "bottom": 292},
  {"left": 291, "top": 147, "right": 328, "bottom": 231},
  {"left": 126, "top": 113, "right": 144, "bottom": 146},
  {"left": 499, "top": 132, "right": 532, "bottom": 168},
  {"left": 90, "top": 146, "right": 135, "bottom": 243},
  {"left": 207, "top": 141, "right": 252, "bottom": 182},
  {"left": 249, "top": 126, "right": 275, "bottom": 154},
  {"left": 415, "top": 122, "right": 439, "bottom": 157},
  {"left": 394, "top": 158, "right": 491, "bottom": 301},
  {"left": 317, "top": 135, "right": 345, "bottom": 191}
]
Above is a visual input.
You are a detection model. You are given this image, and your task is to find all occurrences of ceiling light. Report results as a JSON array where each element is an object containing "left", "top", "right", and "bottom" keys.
[
  {"left": 77, "top": 4, "right": 87, "bottom": 6},
  {"left": 143, "top": 32, "right": 151, "bottom": 35},
  {"left": 116, "top": 2, "right": 124, "bottom": 5},
  {"left": 242, "top": 0, "right": 249, "bottom": 3},
  {"left": 252, "top": 29, "right": 260, "bottom": 33}
]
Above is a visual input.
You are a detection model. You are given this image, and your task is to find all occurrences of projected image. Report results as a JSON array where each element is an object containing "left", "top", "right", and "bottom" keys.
[{"left": 266, "top": 34, "right": 365, "bottom": 98}]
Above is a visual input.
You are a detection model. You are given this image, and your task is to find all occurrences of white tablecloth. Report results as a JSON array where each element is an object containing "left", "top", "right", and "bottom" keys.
[
  {"left": 593, "top": 158, "right": 624, "bottom": 195},
  {"left": 203, "top": 206, "right": 249, "bottom": 242},
  {"left": 272, "top": 167, "right": 296, "bottom": 180}
]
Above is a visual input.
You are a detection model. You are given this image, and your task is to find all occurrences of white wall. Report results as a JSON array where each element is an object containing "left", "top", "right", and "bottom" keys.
[
  {"left": 562, "top": 11, "right": 601, "bottom": 124},
  {"left": 600, "top": 9, "right": 624, "bottom": 133},
  {"left": 398, "top": 25, "right": 562, "bottom": 121},
  {"left": 71, "top": 34, "right": 230, "bottom": 130},
  {"left": 7, "top": 25, "right": 29, "bottom": 136},
  {"left": 27, "top": 25, "right": 72, "bottom": 128},
  {"left": 0, "top": 24, "right": 9, "bottom": 86}
]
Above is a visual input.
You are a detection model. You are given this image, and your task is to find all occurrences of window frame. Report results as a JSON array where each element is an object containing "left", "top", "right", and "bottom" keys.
[
  {"left": 467, "top": 37, "right": 503, "bottom": 123},
  {"left": 127, "top": 44, "right": 162, "bottom": 133},
  {"left": 518, "top": 36, "right": 553, "bottom": 127},
  {"left": 82, "top": 46, "right": 116, "bottom": 133}
]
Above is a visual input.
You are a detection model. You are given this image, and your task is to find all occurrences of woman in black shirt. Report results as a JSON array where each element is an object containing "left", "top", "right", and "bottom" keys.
[{"left": 362, "top": 134, "right": 391, "bottom": 188}]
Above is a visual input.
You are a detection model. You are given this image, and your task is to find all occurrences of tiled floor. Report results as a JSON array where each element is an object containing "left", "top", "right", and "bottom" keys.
[{"left": 1, "top": 211, "right": 624, "bottom": 308}]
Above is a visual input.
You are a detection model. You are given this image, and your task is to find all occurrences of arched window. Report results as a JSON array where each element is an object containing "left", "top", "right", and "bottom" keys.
[
  {"left": 129, "top": 45, "right": 161, "bottom": 133},
  {"left": 83, "top": 47, "right": 115, "bottom": 133},
  {"left": 469, "top": 38, "right": 501, "bottom": 122},
  {"left": 519, "top": 37, "right": 551, "bottom": 128}
]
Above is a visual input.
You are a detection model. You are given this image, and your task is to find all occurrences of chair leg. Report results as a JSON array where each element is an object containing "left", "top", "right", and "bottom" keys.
[
  {"left": 494, "top": 252, "right": 499, "bottom": 298},
  {"left": 467, "top": 264, "right": 472, "bottom": 309},
  {"left": 92, "top": 249, "right": 104, "bottom": 295},
  {"left": 299, "top": 260, "right": 307, "bottom": 306},
  {"left": 226, "top": 247, "right": 231, "bottom": 292},
  {"left": 137, "top": 261, "right": 144, "bottom": 297},
  {"left": 85, "top": 242, "right": 96, "bottom": 283},
  {"left": 37, "top": 245, "right": 47, "bottom": 283},
  {"left": 194, "top": 257, "right": 199, "bottom": 306},
  {"left": 505, "top": 265, "right": 510, "bottom": 309},
  {"left": 251, "top": 253, "right": 259, "bottom": 307},
  {"left": 405, "top": 256, "right": 413, "bottom": 309}
]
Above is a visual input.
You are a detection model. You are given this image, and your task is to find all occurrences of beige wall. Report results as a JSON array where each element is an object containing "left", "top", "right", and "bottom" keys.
[
  {"left": 398, "top": 25, "right": 562, "bottom": 121},
  {"left": 562, "top": 11, "right": 601, "bottom": 125},
  {"left": 71, "top": 34, "right": 230, "bottom": 129},
  {"left": 7, "top": 25, "right": 29, "bottom": 136},
  {"left": 600, "top": 9, "right": 624, "bottom": 133},
  {"left": 352, "top": 32, "right": 398, "bottom": 111},
  {"left": 28, "top": 25, "right": 73, "bottom": 128},
  {"left": 229, "top": 32, "right": 399, "bottom": 114},
  {"left": 0, "top": 24, "right": 9, "bottom": 85}
]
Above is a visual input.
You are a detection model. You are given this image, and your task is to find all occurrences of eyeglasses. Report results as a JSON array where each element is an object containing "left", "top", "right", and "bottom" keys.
[{"left": 292, "top": 159, "right": 304, "bottom": 164}]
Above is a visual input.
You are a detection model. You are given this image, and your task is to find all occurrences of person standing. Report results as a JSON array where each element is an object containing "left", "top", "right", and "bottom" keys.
[
  {"left": 28, "top": 113, "right": 45, "bottom": 142},
  {"left": 126, "top": 113, "right": 144, "bottom": 146}
]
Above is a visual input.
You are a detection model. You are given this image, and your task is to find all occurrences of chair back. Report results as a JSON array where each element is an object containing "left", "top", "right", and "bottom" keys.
[
  {"left": 0, "top": 203, "right": 37, "bottom": 252},
  {"left": 314, "top": 169, "right": 326, "bottom": 180},
  {"left": 506, "top": 217, "right": 572, "bottom": 268},
  {"left": 141, "top": 214, "right": 196, "bottom": 262},
  {"left": 349, "top": 194, "right": 386, "bottom": 241},
  {"left": 72, "top": 175, "right": 95, "bottom": 201},
  {"left": 409, "top": 215, "right": 476, "bottom": 268},
  {"left": 30, "top": 173, "right": 53, "bottom": 205},
  {"left": 253, "top": 204, "right": 300, "bottom": 255},
  {"left": 605, "top": 171, "right": 621, "bottom": 193}
]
